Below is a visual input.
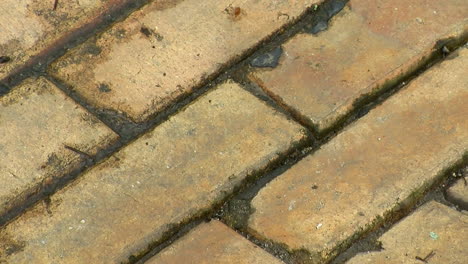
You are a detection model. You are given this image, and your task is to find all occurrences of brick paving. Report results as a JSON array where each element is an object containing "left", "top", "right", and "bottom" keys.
[
  {"left": 49, "top": 0, "right": 319, "bottom": 122},
  {"left": 249, "top": 0, "right": 468, "bottom": 133},
  {"left": 0, "top": 82, "right": 305, "bottom": 263},
  {"left": 0, "top": 77, "right": 118, "bottom": 218},
  {"left": 0, "top": 0, "right": 136, "bottom": 81},
  {"left": 0, "top": 0, "right": 467, "bottom": 264},
  {"left": 146, "top": 220, "right": 284, "bottom": 264},
  {"left": 248, "top": 47, "right": 468, "bottom": 263},
  {"left": 348, "top": 201, "right": 468, "bottom": 264}
]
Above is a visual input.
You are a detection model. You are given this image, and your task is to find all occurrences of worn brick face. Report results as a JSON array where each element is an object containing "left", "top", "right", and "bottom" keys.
[
  {"left": 0, "top": 77, "right": 118, "bottom": 218},
  {"left": 0, "top": 0, "right": 131, "bottom": 81},
  {"left": 50, "top": 0, "right": 319, "bottom": 122},
  {"left": 249, "top": 0, "right": 468, "bottom": 133},
  {"left": 147, "top": 221, "right": 283, "bottom": 264},
  {"left": 0, "top": 81, "right": 306, "bottom": 263},
  {"left": 348, "top": 202, "right": 468, "bottom": 264},
  {"left": 247, "top": 48, "right": 468, "bottom": 262}
]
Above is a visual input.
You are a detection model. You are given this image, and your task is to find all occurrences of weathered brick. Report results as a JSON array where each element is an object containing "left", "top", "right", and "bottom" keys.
[
  {"left": 147, "top": 220, "right": 283, "bottom": 264},
  {"left": 0, "top": 81, "right": 306, "bottom": 263},
  {"left": 0, "top": 77, "right": 118, "bottom": 218},
  {"left": 249, "top": 0, "right": 468, "bottom": 133},
  {"left": 348, "top": 201, "right": 468, "bottom": 264},
  {"left": 247, "top": 48, "right": 468, "bottom": 262},
  {"left": 50, "top": 0, "right": 319, "bottom": 122},
  {"left": 0, "top": 0, "right": 132, "bottom": 81}
]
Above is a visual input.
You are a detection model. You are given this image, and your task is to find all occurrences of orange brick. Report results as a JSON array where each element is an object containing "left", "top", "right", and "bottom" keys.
[
  {"left": 247, "top": 48, "right": 468, "bottom": 262},
  {"left": 0, "top": 0, "right": 131, "bottom": 80},
  {"left": 50, "top": 0, "right": 320, "bottom": 122},
  {"left": 0, "top": 77, "right": 118, "bottom": 218},
  {"left": 348, "top": 202, "right": 468, "bottom": 264},
  {"left": 0, "top": 81, "right": 306, "bottom": 263},
  {"left": 250, "top": 0, "right": 468, "bottom": 133},
  {"left": 147, "top": 221, "right": 283, "bottom": 264}
]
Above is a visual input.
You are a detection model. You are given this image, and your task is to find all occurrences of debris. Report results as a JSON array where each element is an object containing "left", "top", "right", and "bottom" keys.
[
  {"left": 225, "top": 5, "right": 243, "bottom": 20},
  {"left": 442, "top": 46, "right": 450, "bottom": 56},
  {"left": 316, "top": 223, "right": 323, "bottom": 229},
  {"left": 53, "top": 0, "right": 59, "bottom": 10},
  {"left": 429, "top": 231, "right": 438, "bottom": 240},
  {"left": 250, "top": 46, "right": 283, "bottom": 68},
  {"left": 415, "top": 250, "right": 435, "bottom": 263}
]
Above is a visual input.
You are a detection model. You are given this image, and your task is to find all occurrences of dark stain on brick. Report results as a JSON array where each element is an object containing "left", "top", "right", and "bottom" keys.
[
  {"left": 304, "top": 0, "right": 348, "bottom": 35},
  {"left": 83, "top": 44, "right": 102, "bottom": 56},
  {"left": 140, "top": 26, "right": 164, "bottom": 41},
  {"left": 140, "top": 26, "right": 152, "bottom": 37},
  {"left": 0, "top": 56, "right": 11, "bottom": 64},
  {"left": 0, "top": 83, "right": 9, "bottom": 96},
  {"left": 98, "top": 83, "right": 111, "bottom": 93},
  {"left": 146, "top": 0, "right": 185, "bottom": 12},
  {"left": 250, "top": 46, "right": 283, "bottom": 68},
  {"left": 0, "top": 232, "right": 25, "bottom": 257}
]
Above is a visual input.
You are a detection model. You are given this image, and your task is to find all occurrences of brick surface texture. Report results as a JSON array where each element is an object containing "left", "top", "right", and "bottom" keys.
[
  {"left": 0, "top": 81, "right": 306, "bottom": 263},
  {"left": 247, "top": 48, "right": 468, "bottom": 262},
  {"left": 249, "top": 0, "right": 468, "bottom": 132},
  {"left": 0, "top": 0, "right": 132, "bottom": 80},
  {"left": 1, "top": 0, "right": 467, "bottom": 263},
  {"left": 348, "top": 201, "right": 468, "bottom": 264},
  {"left": 50, "top": 0, "right": 319, "bottom": 122},
  {"left": 147, "top": 220, "right": 284, "bottom": 264},
  {"left": 0, "top": 77, "right": 118, "bottom": 217}
]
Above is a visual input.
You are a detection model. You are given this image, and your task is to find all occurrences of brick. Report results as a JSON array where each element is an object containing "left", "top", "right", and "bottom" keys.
[
  {"left": 146, "top": 220, "right": 283, "bottom": 264},
  {"left": 249, "top": 0, "right": 468, "bottom": 133},
  {"left": 0, "top": 0, "right": 132, "bottom": 81},
  {"left": 0, "top": 81, "right": 306, "bottom": 263},
  {"left": 247, "top": 48, "right": 468, "bottom": 262},
  {"left": 0, "top": 77, "right": 118, "bottom": 218},
  {"left": 446, "top": 170, "right": 468, "bottom": 210},
  {"left": 348, "top": 201, "right": 468, "bottom": 264},
  {"left": 50, "top": 0, "right": 319, "bottom": 122}
]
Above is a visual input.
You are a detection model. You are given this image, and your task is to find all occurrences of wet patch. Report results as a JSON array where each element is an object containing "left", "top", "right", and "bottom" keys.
[
  {"left": 304, "top": 0, "right": 348, "bottom": 35},
  {"left": 0, "top": 56, "right": 11, "bottom": 64},
  {"left": 250, "top": 46, "right": 283, "bottom": 68}
]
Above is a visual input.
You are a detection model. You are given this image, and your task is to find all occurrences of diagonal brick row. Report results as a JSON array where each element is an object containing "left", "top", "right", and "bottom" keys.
[
  {"left": 246, "top": 47, "right": 468, "bottom": 262},
  {"left": 49, "top": 0, "right": 321, "bottom": 122},
  {"left": 0, "top": 77, "right": 118, "bottom": 219},
  {"left": 0, "top": 82, "right": 306, "bottom": 263},
  {"left": 249, "top": 0, "right": 468, "bottom": 133}
]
